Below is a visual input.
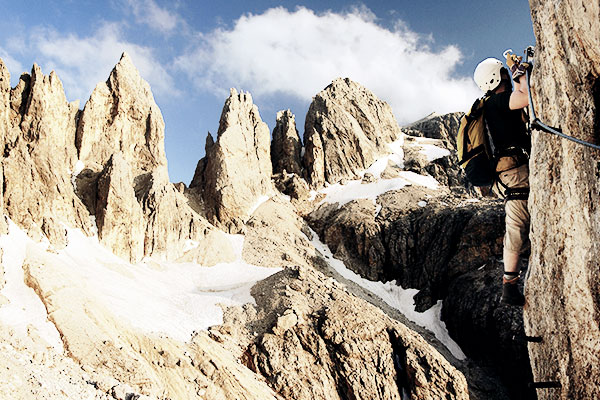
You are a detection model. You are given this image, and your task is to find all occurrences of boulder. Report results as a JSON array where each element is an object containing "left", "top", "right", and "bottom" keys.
[
  {"left": 303, "top": 78, "right": 402, "bottom": 188},
  {"left": 190, "top": 89, "right": 273, "bottom": 232},
  {"left": 526, "top": 1, "right": 600, "bottom": 398},
  {"left": 271, "top": 110, "right": 302, "bottom": 175}
]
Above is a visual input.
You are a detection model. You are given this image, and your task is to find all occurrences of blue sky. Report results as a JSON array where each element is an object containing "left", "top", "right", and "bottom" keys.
[{"left": 0, "top": 1, "right": 534, "bottom": 184}]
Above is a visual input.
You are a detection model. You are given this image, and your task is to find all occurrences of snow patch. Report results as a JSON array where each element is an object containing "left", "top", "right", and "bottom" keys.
[
  {"left": 0, "top": 220, "right": 64, "bottom": 351},
  {"left": 248, "top": 195, "right": 270, "bottom": 216},
  {"left": 418, "top": 143, "right": 451, "bottom": 162},
  {"left": 0, "top": 220, "right": 281, "bottom": 344},
  {"left": 308, "top": 227, "right": 466, "bottom": 360},
  {"left": 317, "top": 171, "right": 440, "bottom": 208},
  {"left": 59, "top": 229, "right": 281, "bottom": 342}
]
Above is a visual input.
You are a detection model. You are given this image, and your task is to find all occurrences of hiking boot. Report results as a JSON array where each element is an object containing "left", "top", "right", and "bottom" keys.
[{"left": 501, "top": 277, "right": 525, "bottom": 306}]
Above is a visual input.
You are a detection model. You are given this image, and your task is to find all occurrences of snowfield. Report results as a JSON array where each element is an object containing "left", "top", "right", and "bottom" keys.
[{"left": 0, "top": 220, "right": 281, "bottom": 345}]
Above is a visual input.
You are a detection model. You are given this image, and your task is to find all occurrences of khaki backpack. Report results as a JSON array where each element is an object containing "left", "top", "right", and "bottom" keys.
[{"left": 456, "top": 96, "right": 496, "bottom": 186}]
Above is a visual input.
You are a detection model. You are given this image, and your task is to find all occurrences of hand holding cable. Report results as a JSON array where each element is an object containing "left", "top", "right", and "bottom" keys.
[{"left": 504, "top": 49, "right": 532, "bottom": 82}]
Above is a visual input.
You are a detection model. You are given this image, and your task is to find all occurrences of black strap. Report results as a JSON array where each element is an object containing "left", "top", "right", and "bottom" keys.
[
  {"left": 504, "top": 187, "right": 529, "bottom": 201},
  {"left": 504, "top": 271, "right": 520, "bottom": 276}
]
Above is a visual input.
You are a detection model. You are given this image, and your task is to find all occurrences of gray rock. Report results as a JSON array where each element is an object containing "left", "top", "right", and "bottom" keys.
[
  {"left": 442, "top": 262, "right": 535, "bottom": 400},
  {"left": 271, "top": 110, "right": 302, "bottom": 175}
]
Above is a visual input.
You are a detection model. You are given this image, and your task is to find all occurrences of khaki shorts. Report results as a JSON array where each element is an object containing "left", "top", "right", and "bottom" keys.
[{"left": 492, "top": 157, "right": 530, "bottom": 254}]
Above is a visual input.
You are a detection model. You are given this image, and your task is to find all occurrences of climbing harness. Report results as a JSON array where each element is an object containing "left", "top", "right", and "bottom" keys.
[{"left": 524, "top": 46, "right": 600, "bottom": 151}]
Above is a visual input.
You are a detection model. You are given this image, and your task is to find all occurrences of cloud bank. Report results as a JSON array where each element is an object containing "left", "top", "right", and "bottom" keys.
[
  {"left": 176, "top": 6, "right": 479, "bottom": 124},
  {"left": 123, "top": 0, "right": 181, "bottom": 33},
  {"left": 15, "top": 23, "right": 176, "bottom": 103}
]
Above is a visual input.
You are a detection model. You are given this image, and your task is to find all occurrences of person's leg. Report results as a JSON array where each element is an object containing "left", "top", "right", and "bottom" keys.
[
  {"left": 498, "top": 163, "right": 530, "bottom": 305},
  {"left": 501, "top": 196, "right": 529, "bottom": 305}
]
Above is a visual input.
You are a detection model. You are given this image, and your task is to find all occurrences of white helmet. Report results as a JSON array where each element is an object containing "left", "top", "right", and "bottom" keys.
[{"left": 474, "top": 58, "right": 504, "bottom": 92}]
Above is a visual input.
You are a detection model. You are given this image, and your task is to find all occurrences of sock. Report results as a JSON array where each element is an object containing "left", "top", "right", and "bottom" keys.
[{"left": 503, "top": 271, "right": 520, "bottom": 283}]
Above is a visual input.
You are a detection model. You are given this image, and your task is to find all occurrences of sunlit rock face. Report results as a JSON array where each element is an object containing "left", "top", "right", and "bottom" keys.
[
  {"left": 303, "top": 77, "right": 403, "bottom": 188},
  {"left": 526, "top": 1, "right": 600, "bottom": 398},
  {"left": 190, "top": 88, "right": 274, "bottom": 233},
  {"left": 76, "top": 52, "right": 167, "bottom": 175},
  {"left": 2, "top": 62, "right": 93, "bottom": 248}
]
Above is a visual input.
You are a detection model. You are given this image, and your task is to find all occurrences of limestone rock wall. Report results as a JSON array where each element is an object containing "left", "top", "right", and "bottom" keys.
[
  {"left": 0, "top": 60, "right": 9, "bottom": 235},
  {"left": 527, "top": 1, "right": 600, "bottom": 398},
  {"left": 95, "top": 152, "right": 145, "bottom": 262},
  {"left": 303, "top": 78, "right": 402, "bottom": 188},
  {"left": 3, "top": 64, "right": 93, "bottom": 247},
  {"left": 0, "top": 54, "right": 220, "bottom": 263},
  {"left": 77, "top": 53, "right": 166, "bottom": 175},
  {"left": 230, "top": 266, "right": 470, "bottom": 400},
  {"left": 271, "top": 109, "right": 302, "bottom": 175},
  {"left": 190, "top": 89, "right": 273, "bottom": 232}
]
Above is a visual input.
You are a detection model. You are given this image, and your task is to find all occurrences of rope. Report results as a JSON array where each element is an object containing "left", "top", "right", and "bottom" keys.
[{"left": 525, "top": 52, "right": 600, "bottom": 151}]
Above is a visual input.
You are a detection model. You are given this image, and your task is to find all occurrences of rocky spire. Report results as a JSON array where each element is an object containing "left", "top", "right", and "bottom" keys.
[
  {"left": 2, "top": 63, "right": 92, "bottom": 247},
  {"left": 190, "top": 88, "right": 273, "bottom": 232},
  {"left": 76, "top": 52, "right": 167, "bottom": 175},
  {"left": 303, "top": 77, "right": 403, "bottom": 188},
  {"left": 271, "top": 109, "right": 302, "bottom": 175}
]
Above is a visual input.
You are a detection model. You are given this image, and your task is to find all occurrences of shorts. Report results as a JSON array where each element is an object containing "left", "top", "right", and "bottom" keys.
[{"left": 492, "top": 156, "right": 530, "bottom": 254}]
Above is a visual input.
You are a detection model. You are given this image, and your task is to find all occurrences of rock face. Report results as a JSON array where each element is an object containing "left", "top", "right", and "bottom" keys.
[
  {"left": 3, "top": 64, "right": 93, "bottom": 248},
  {"left": 442, "top": 261, "right": 535, "bottom": 400},
  {"left": 307, "top": 193, "right": 505, "bottom": 310},
  {"left": 95, "top": 152, "right": 145, "bottom": 262},
  {"left": 403, "top": 113, "right": 467, "bottom": 190},
  {"left": 75, "top": 52, "right": 211, "bottom": 261},
  {"left": 271, "top": 110, "right": 302, "bottom": 175},
  {"left": 526, "top": 1, "right": 600, "bottom": 398},
  {"left": 190, "top": 89, "right": 273, "bottom": 232},
  {"left": 224, "top": 267, "right": 471, "bottom": 400},
  {"left": 0, "top": 54, "right": 224, "bottom": 264},
  {"left": 303, "top": 78, "right": 402, "bottom": 188},
  {"left": 76, "top": 53, "right": 166, "bottom": 175}
]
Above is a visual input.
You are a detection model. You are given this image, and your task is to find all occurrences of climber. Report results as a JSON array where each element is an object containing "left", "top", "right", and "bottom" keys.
[{"left": 473, "top": 54, "right": 531, "bottom": 306}]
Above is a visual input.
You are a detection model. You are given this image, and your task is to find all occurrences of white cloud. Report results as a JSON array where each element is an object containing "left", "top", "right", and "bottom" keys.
[
  {"left": 0, "top": 47, "right": 25, "bottom": 83},
  {"left": 29, "top": 23, "right": 177, "bottom": 102},
  {"left": 176, "top": 6, "right": 480, "bottom": 124},
  {"left": 124, "top": 0, "right": 181, "bottom": 33}
]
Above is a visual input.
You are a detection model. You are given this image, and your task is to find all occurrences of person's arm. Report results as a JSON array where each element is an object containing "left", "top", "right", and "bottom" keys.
[{"left": 509, "top": 77, "right": 529, "bottom": 110}]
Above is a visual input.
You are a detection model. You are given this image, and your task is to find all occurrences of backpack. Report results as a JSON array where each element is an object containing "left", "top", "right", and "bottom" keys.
[{"left": 456, "top": 96, "right": 496, "bottom": 186}]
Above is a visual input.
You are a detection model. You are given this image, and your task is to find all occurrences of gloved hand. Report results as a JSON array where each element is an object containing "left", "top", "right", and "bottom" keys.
[{"left": 503, "top": 49, "right": 532, "bottom": 82}]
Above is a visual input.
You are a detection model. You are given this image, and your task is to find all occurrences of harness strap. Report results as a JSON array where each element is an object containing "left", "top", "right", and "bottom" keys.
[{"left": 504, "top": 187, "right": 529, "bottom": 201}]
